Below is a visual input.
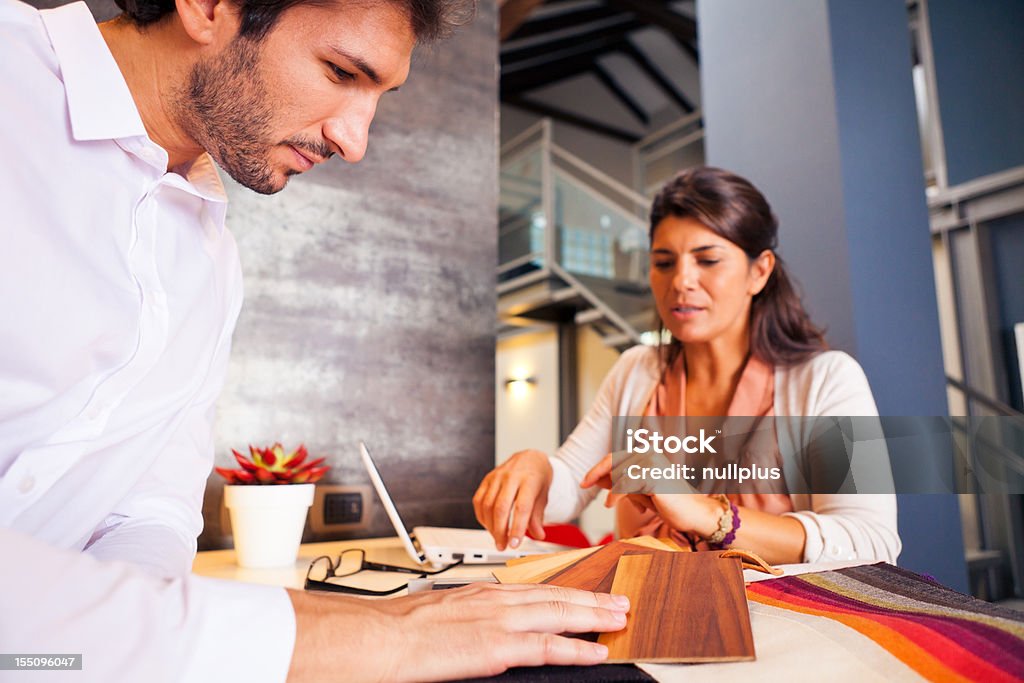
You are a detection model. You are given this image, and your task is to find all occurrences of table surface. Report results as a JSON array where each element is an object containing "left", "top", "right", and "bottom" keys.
[{"left": 193, "top": 538, "right": 899, "bottom": 682}]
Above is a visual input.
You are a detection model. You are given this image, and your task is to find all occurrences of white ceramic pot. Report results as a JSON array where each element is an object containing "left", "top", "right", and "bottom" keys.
[{"left": 223, "top": 483, "right": 315, "bottom": 568}]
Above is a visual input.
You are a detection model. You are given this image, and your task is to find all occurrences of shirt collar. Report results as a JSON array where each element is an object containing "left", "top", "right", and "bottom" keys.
[
  {"left": 40, "top": 2, "right": 228, "bottom": 231},
  {"left": 40, "top": 2, "right": 147, "bottom": 142}
]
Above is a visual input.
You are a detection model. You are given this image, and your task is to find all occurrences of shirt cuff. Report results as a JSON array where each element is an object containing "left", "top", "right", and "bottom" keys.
[
  {"left": 181, "top": 577, "right": 296, "bottom": 683},
  {"left": 782, "top": 510, "right": 860, "bottom": 563}
]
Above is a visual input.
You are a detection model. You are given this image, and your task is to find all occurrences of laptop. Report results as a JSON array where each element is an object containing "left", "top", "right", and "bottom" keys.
[{"left": 359, "top": 441, "right": 563, "bottom": 568}]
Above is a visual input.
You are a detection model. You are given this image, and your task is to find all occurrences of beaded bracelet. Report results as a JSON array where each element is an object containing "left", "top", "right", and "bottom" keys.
[
  {"left": 704, "top": 494, "right": 732, "bottom": 545},
  {"left": 719, "top": 501, "right": 741, "bottom": 548},
  {"left": 704, "top": 495, "right": 741, "bottom": 549}
]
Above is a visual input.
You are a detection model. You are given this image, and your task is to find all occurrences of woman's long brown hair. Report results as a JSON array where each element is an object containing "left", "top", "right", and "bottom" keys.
[{"left": 649, "top": 167, "right": 827, "bottom": 370}]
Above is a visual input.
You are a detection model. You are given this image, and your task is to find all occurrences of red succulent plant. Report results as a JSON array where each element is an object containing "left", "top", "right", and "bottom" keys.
[{"left": 215, "top": 443, "right": 329, "bottom": 485}]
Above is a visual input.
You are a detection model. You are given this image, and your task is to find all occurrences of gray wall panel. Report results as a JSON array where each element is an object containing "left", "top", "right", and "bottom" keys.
[
  {"left": 697, "top": 1, "right": 857, "bottom": 355},
  {"left": 928, "top": 0, "right": 1024, "bottom": 186},
  {"left": 698, "top": 0, "right": 966, "bottom": 591}
]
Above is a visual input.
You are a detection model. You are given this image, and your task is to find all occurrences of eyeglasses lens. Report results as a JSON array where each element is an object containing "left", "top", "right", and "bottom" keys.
[
  {"left": 335, "top": 550, "right": 365, "bottom": 577},
  {"left": 307, "top": 556, "right": 332, "bottom": 582}
]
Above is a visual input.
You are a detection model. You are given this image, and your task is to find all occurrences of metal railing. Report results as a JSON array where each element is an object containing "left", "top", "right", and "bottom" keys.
[
  {"left": 498, "top": 119, "right": 656, "bottom": 345},
  {"left": 499, "top": 120, "right": 650, "bottom": 290}
]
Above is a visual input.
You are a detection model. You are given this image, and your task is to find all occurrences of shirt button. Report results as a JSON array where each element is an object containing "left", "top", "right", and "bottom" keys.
[
  {"left": 827, "top": 543, "right": 842, "bottom": 557},
  {"left": 140, "top": 148, "right": 159, "bottom": 164},
  {"left": 18, "top": 475, "right": 35, "bottom": 494}
]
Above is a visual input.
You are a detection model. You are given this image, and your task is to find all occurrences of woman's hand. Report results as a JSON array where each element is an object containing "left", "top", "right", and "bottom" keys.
[
  {"left": 580, "top": 453, "right": 614, "bottom": 491},
  {"left": 646, "top": 494, "right": 723, "bottom": 537},
  {"left": 473, "top": 450, "right": 553, "bottom": 551},
  {"left": 581, "top": 454, "right": 650, "bottom": 513}
]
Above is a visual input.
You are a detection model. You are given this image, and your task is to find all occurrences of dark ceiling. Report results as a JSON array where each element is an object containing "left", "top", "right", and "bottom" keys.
[{"left": 500, "top": 0, "right": 701, "bottom": 142}]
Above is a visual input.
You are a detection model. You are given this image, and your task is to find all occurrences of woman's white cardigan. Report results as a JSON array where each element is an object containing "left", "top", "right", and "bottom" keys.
[{"left": 544, "top": 345, "right": 902, "bottom": 564}]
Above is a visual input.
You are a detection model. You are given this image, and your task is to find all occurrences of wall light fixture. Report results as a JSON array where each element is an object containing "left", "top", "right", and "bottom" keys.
[{"left": 504, "top": 376, "right": 536, "bottom": 399}]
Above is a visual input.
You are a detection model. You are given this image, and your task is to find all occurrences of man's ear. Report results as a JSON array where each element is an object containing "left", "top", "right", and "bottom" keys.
[
  {"left": 748, "top": 249, "right": 775, "bottom": 296},
  {"left": 175, "top": 0, "right": 239, "bottom": 46}
]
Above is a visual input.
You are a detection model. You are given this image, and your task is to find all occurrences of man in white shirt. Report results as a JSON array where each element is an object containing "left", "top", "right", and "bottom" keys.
[{"left": 0, "top": 1, "right": 628, "bottom": 681}]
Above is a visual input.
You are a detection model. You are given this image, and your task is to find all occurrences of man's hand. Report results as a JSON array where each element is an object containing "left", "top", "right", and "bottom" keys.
[
  {"left": 287, "top": 582, "right": 630, "bottom": 682},
  {"left": 472, "top": 450, "right": 553, "bottom": 550}
]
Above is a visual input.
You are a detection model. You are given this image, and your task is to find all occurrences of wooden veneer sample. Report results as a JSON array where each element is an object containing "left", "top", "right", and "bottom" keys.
[
  {"left": 493, "top": 536, "right": 681, "bottom": 585},
  {"left": 543, "top": 541, "right": 665, "bottom": 593},
  {"left": 491, "top": 546, "right": 600, "bottom": 584},
  {"left": 619, "top": 536, "right": 686, "bottom": 552},
  {"left": 599, "top": 552, "right": 755, "bottom": 663}
]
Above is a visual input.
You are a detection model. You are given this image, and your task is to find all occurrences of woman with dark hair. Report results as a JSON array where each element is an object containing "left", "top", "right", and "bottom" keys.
[{"left": 474, "top": 167, "right": 899, "bottom": 566}]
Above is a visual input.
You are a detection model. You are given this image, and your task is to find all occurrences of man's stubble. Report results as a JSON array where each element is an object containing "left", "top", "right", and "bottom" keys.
[{"left": 173, "top": 37, "right": 284, "bottom": 195}]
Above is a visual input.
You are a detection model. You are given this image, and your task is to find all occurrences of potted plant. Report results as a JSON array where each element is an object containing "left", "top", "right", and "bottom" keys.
[{"left": 216, "top": 443, "right": 329, "bottom": 568}]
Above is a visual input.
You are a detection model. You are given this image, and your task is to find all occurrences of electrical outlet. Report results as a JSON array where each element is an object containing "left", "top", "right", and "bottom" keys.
[
  {"left": 310, "top": 485, "right": 371, "bottom": 533},
  {"left": 324, "top": 492, "right": 362, "bottom": 524}
]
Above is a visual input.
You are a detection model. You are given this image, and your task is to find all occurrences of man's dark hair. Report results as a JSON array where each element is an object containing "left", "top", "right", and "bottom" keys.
[{"left": 113, "top": 0, "right": 475, "bottom": 42}]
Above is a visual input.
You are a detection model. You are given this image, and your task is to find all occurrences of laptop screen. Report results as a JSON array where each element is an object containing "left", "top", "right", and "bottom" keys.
[{"left": 358, "top": 441, "right": 427, "bottom": 565}]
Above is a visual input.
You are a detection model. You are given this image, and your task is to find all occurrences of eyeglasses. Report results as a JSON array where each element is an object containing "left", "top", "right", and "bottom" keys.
[{"left": 304, "top": 549, "right": 461, "bottom": 596}]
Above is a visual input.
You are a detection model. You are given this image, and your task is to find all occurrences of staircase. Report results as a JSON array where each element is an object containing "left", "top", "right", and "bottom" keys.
[{"left": 497, "top": 120, "right": 658, "bottom": 351}]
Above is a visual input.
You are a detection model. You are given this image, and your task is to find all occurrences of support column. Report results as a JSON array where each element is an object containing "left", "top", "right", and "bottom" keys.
[
  {"left": 557, "top": 320, "right": 578, "bottom": 444},
  {"left": 698, "top": 0, "right": 966, "bottom": 590}
]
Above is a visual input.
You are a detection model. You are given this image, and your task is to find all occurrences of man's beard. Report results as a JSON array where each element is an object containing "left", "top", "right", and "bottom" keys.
[{"left": 173, "top": 37, "right": 285, "bottom": 195}]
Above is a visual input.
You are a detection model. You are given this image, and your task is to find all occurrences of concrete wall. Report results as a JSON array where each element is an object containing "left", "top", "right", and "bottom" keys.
[
  {"left": 59, "top": 0, "right": 499, "bottom": 547},
  {"left": 206, "top": 6, "right": 499, "bottom": 545}
]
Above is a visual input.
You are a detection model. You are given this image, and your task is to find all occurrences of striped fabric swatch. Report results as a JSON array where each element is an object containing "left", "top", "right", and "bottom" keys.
[{"left": 746, "top": 563, "right": 1024, "bottom": 682}]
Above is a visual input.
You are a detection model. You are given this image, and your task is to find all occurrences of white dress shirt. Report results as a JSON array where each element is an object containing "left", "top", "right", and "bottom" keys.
[{"left": 0, "top": 2, "right": 294, "bottom": 681}]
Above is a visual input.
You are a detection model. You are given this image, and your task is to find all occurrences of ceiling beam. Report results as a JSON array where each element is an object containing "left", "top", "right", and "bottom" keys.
[
  {"left": 621, "top": 41, "right": 695, "bottom": 113},
  {"left": 677, "top": 37, "right": 700, "bottom": 65},
  {"left": 502, "top": 37, "right": 630, "bottom": 94},
  {"left": 592, "top": 64, "right": 649, "bottom": 125},
  {"left": 500, "top": 0, "right": 545, "bottom": 41},
  {"left": 502, "top": 18, "right": 644, "bottom": 66},
  {"left": 506, "top": 5, "right": 631, "bottom": 42},
  {"left": 604, "top": 0, "right": 697, "bottom": 42},
  {"left": 504, "top": 96, "right": 642, "bottom": 143}
]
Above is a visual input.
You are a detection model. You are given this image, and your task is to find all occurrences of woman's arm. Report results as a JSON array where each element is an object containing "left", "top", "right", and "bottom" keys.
[
  {"left": 782, "top": 352, "right": 902, "bottom": 563},
  {"left": 632, "top": 493, "right": 808, "bottom": 565},
  {"left": 475, "top": 346, "right": 653, "bottom": 549},
  {"left": 783, "top": 494, "right": 900, "bottom": 563},
  {"left": 545, "top": 346, "right": 658, "bottom": 522}
]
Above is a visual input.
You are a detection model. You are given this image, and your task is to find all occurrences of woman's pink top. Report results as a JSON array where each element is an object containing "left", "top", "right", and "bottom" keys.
[{"left": 618, "top": 354, "right": 793, "bottom": 545}]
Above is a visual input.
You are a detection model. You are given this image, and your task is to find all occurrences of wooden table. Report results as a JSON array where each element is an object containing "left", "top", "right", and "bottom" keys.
[{"left": 194, "top": 538, "right": 910, "bottom": 682}]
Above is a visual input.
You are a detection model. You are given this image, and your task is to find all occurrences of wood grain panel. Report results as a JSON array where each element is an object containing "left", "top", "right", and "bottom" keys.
[
  {"left": 599, "top": 552, "right": 755, "bottom": 663},
  {"left": 543, "top": 541, "right": 661, "bottom": 593},
  {"left": 492, "top": 546, "right": 600, "bottom": 584}
]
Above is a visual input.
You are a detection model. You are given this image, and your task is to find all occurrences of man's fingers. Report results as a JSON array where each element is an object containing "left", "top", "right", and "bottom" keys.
[
  {"left": 503, "top": 601, "right": 627, "bottom": 635},
  {"left": 504, "top": 633, "right": 610, "bottom": 668},
  {"left": 481, "top": 583, "right": 630, "bottom": 613}
]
